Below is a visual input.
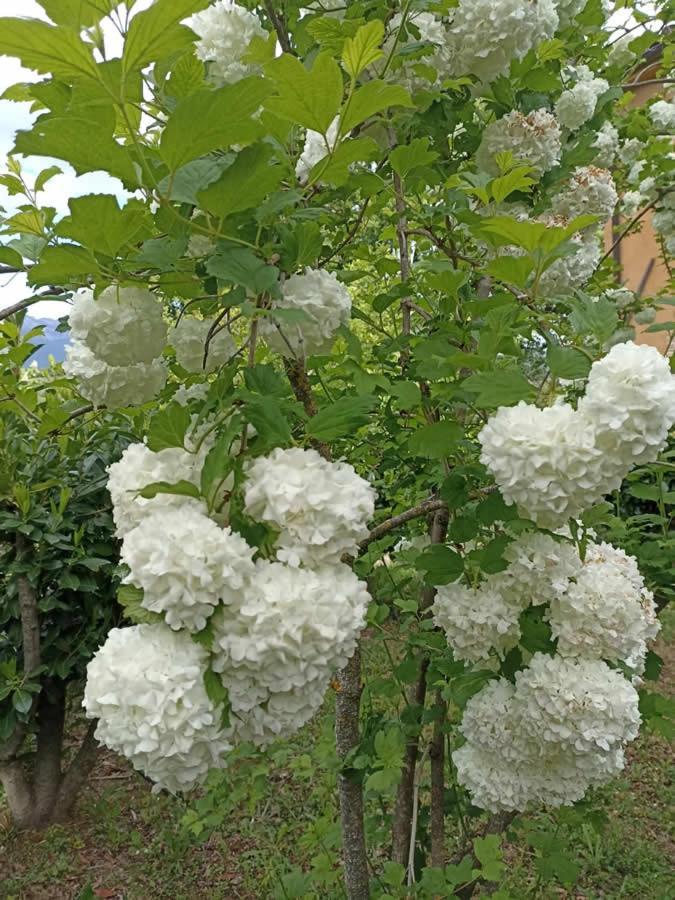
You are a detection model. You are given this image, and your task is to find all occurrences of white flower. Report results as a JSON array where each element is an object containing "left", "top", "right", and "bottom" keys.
[
  {"left": 619, "top": 138, "right": 643, "bottom": 165},
  {"left": 478, "top": 402, "right": 612, "bottom": 528},
  {"left": 63, "top": 339, "right": 167, "bottom": 409},
  {"left": 621, "top": 190, "right": 643, "bottom": 216},
  {"left": 538, "top": 226, "right": 601, "bottom": 297},
  {"left": 627, "top": 159, "right": 646, "bottom": 184},
  {"left": 593, "top": 121, "right": 619, "bottom": 167},
  {"left": 552, "top": 166, "right": 618, "bottom": 223},
  {"left": 458, "top": 679, "right": 524, "bottom": 757},
  {"left": 187, "top": 0, "right": 266, "bottom": 86},
  {"left": 107, "top": 442, "right": 207, "bottom": 537},
  {"left": 502, "top": 531, "right": 582, "bottom": 605},
  {"left": 68, "top": 286, "right": 167, "bottom": 367},
  {"left": 578, "top": 341, "right": 675, "bottom": 466},
  {"left": 121, "top": 508, "right": 256, "bottom": 632},
  {"left": 432, "top": 578, "right": 524, "bottom": 663},
  {"left": 555, "top": 76, "right": 609, "bottom": 130},
  {"left": 446, "top": 0, "right": 559, "bottom": 84},
  {"left": 556, "top": 0, "right": 588, "bottom": 26},
  {"left": 607, "top": 36, "right": 636, "bottom": 69},
  {"left": 174, "top": 382, "right": 210, "bottom": 405},
  {"left": 648, "top": 99, "right": 675, "bottom": 131},
  {"left": 652, "top": 193, "right": 675, "bottom": 254},
  {"left": 243, "top": 447, "right": 375, "bottom": 565},
  {"left": 259, "top": 267, "right": 351, "bottom": 358},
  {"left": 170, "top": 316, "right": 236, "bottom": 374},
  {"left": 515, "top": 653, "right": 641, "bottom": 754},
  {"left": 549, "top": 541, "right": 660, "bottom": 670},
  {"left": 213, "top": 561, "right": 369, "bottom": 691},
  {"left": 296, "top": 117, "right": 340, "bottom": 183},
  {"left": 476, "top": 109, "right": 562, "bottom": 176},
  {"left": 606, "top": 287, "right": 635, "bottom": 309},
  {"left": 84, "top": 624, "right": 231, "bottom": 793},
  {"left": 226, "top": 678, "right": 328, "bottom": 746}
]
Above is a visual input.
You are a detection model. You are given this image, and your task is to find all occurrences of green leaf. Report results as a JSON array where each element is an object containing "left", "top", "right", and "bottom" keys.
[
  {"left": 159, "top": 157, "right": 229, "bottom": 205},
  {"left": 137, "top": 480, "right": 202, "bottom": 500},
  {"left": 56, "top": 195, "right": 150, "bottom": 257},
  {"left": 407, "top": 421, "right": 463, "bottom": 459},
  {"left": 340, "top": 80, "right": 412, "bottom": 133},
  {"left": 306, "top": 395, "right": 376, "bottom": 442},
  {"left": 34, "top": 164, "right": 62, "bottom": 193},
  {"left": 243, "top": 396, "right": 292, "bottom": 447},
  {"left": 450, "top": 670, "right": 494, "bottom": 708},
  {"left": 36, "top": 0, "right": 115, "bottom": 28},
  {"left": 390, "top": 137, "right": 439, "bottom": 179},
  {"left": 474, "top": 834, "right": 505, "bottom": 882},
  {"left": 28, "top": 244, "right": 98, "bottom": 285},
  {"left": 490, "top": 167, "right": 535, "bottom": 203},
  {"left": 0, "top": 245, "right": 24, "bottom": 268},
  {"left": 14, "top": 113, "right": 139, "bottom": 187},
  {"left": 207, "top": 247, "right": 279, "bottom": 295},
  {"left": 569, "top": 296, "right": 618, "bottom": 344},
  {"left": 146, "top": 403, "right": 192, "bottom": 451},
  {"left": 546, "top": 345, "right": 592, "bottom": 380},
  {"left": 342, "top": 20, "right": 384, "bottom": 78},
  {"left": 440, "top": 474, "right": 469, "bottom": 509},
  {"left": 198, "top": 143, "right": 284, "bottom": 219},
  {"left": 313, "top": 136, "right": 380, "bottom": 187},
  {"left": 463, "top": 370, "right": 534, "bottom": 407},
  {"left": 117, "top": 584, "right": 162, "bottom": 625},
  {"left": 535, "top": 853, "right": 580, "bottom": 886},
  {"left": 267, "top": 52, "right": 343, "bottom": 133},
  {"left": 160, "top": 78, "right": 271, "bottom": 170},
  {"left": 0, "top": 18, "right": 99, "bottom": 81},
  {"left": 415, "top": 545, "right": 464, "bottom": 585},
  {"left": 123, "top": 0, "right": 209, "bottom": 73}
]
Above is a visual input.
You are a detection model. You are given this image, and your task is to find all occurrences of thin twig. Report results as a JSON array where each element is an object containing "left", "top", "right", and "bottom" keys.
[
  {"left": 263, "top": 1, "right": 293, "bottom": 54},
  {"left": 599, "top": 198, "right": 660, "bottom": 265},
  {"left": 358, "top": 498, "right": 447, "bottom": 550},
  {"left": 320, "top": 198, "right": 372, "bottom": 265},
  {"left": 622, "top": 77, "right": 675, "bottom": 89}
]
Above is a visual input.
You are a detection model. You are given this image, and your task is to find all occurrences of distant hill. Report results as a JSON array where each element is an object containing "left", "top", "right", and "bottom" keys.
[{"left": 22, "top": 316, "right": 70, "bottom": 367}]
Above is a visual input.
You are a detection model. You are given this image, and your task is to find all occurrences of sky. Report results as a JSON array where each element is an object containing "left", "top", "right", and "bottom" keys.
[{"left": 0, "top": 2, "right": 663, "bottom": 320}]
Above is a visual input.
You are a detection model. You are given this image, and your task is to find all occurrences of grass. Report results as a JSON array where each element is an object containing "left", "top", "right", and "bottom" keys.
[{"left": 2, "top": 615, "right": 674, "bottom": 900}]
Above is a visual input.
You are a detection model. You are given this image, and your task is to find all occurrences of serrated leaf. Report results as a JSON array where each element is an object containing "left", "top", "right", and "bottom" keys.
[
  {"left": 207, "top": 247, "right": 279, "bottom": 295},
  {"left": 312, "top": 136, "right": 379, "bottom": 186},
  {"left": 407, "top": 421, "right": 463, "bottom": 459},
  {"left": 569, "top": 296, "right": 618, "bottom": 344},
  {"left": 198, "top": 143, "right": 284, "bottom": 219},
  {"left": 415, "top": 544, "right": 464, "bottom": 585},
  {"left": 123, "top": 0, "right": 209, "bottom": 73},
  {"left": 266, "top": 52, "right": 343, "bottom": 133},
  {"left": 57, "top": 195, "right": 150, "bottom": 257},
  {"left": 390, "top": 137, "right": 439, "bottom": 179},
  {"left": 0, "top": 18, "right": 99, "bottom": 81},
  {"left": 490, "top": 167, "right": 535, "bottom": 203},
  {"left": 28, "top": 244, "right": 98, "bottom": 285},
  {"left": 342, "top": 20, "right": 384, "bottom": 78},
  {"left": 117, "top": 584, "right": 162, "bottom": 625},
  {"left": 485, "top": 255, "right": 534, "bottom": 289},
  {"left": 146, "top": 403, "right": 192, "bottom": 451},
  {"left": 243, "top": 395, "right": 292, "bottom": 447},
  {"left": 546, "top": 345, "right": 592, "bottom": 380},
  {"left": 306, "top": 395, "right": 376, "bottom": 441},
  {"left": 463, "top": 370, "right": 534, "bottom": 407},
  {"left": 160, "top": 78, "right": 271, "bottom": 170},
  {"left": 340, "top": 80, "right": 412, "bottom": 133}
]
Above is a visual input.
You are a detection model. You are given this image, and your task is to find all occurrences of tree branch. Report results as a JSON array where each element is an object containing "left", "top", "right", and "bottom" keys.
[
  {"left": 0, "top": 296, "right": 41, "bottom": 321},
  {"left": 622, "top": 77, "right": 675, "bottom": 89},
  {"left": 16, "top": 533, "right": 41, "bottom": 676},
  {"left": 358, "top": 498, "right": 447, "bottom": 550},
  {"left": 599, "top": 197, "right": 661, "bottom": 266},
  {"left": 263, "top": 1, "right": 293, "bottom": 54},
  {"left": 320, "top": 198, "right": 371, "bottom": 266}
]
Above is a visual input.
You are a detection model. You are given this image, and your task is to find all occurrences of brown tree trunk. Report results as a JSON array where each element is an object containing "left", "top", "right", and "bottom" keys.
[{"left": 430, "top": 692, "right": 446, "bottom": 868}]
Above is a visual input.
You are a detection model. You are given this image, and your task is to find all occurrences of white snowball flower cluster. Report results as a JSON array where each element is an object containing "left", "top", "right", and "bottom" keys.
[
  {"left": 652, "top": 192, "right": 675, "bottom": 256},
  {"left": 593, "top": 121, "right": 619, "bottom": 167},
  {"left": 170, "top": 316, "right": 236, "bottom": 373},
  {"left": 121, "top": 508, "right": 256, "bottom": 632},
  {"left": 478, "top": 402, "right": 608, "bottom": 528},
  {"left": 607, "top": 36, "right": 636, "bottom": 70},
  {"left": 174, "top": 382, "right": 210, "bottom": 406},
  {"left": 107, "top": 441, "right": 208, "bottom": 537},
  {"left": 555, "top": 67, "right": 609, "bottom": 130},
  {"left": 64, "top": 343, "right": 167, "bottom": 409},
  {"left": 212, "top": 561, "right": 369, "bottom": 745},
  {"left": 186, "top": 0, "right": 266, "bottom": 86},
  {"left": 480, "top": 343, "right": 675, "bottom": 528},
  {"left": 84, "top": 625, "right": 231, "bottom": 793},
  {"left": 578, "top": 341, "right": 675, "bottom": 466},
  {"left": 549, "top": 541, "right": 660, "bottom": 671},
  {"left": 538, "top": 225, "right": 601, "bottom": 297},
  {"left": 432, "top": 579, "right": 525, "bottom": 663},
  {"left": 454, "top": 654, "right": 640, "bottom": 812},
  {"left": 502, "top": 531, "right": 582, "bottom": 605},
  {"left": 64, "top": 286, "right": 167, "bottom": 408},
  {"left": 556, "top": 0, "right": 588, "bottom": 27},
  {"left": 476, "top": 109, "right": 562, "bottom": 176},
  {"left": 68, "top": 286, "right": 167, "bottom": 366},
  {"left": 552, "top": 166, "right": 618, "bottom": 223},
  {"left": 445, "top": 0, "right": 559, "bottom": 84},
  {"left": 648, "top": 99, "right": 675, "bottom": 131},
  {"left": 259, "top": 267, "right": 352, "bottom": 357},
  {"left": 296, "top": 117, "right": 340, "bottom": 183},
  {"left": 244, "top": 447, "right": 375, "bottom": 566}
]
